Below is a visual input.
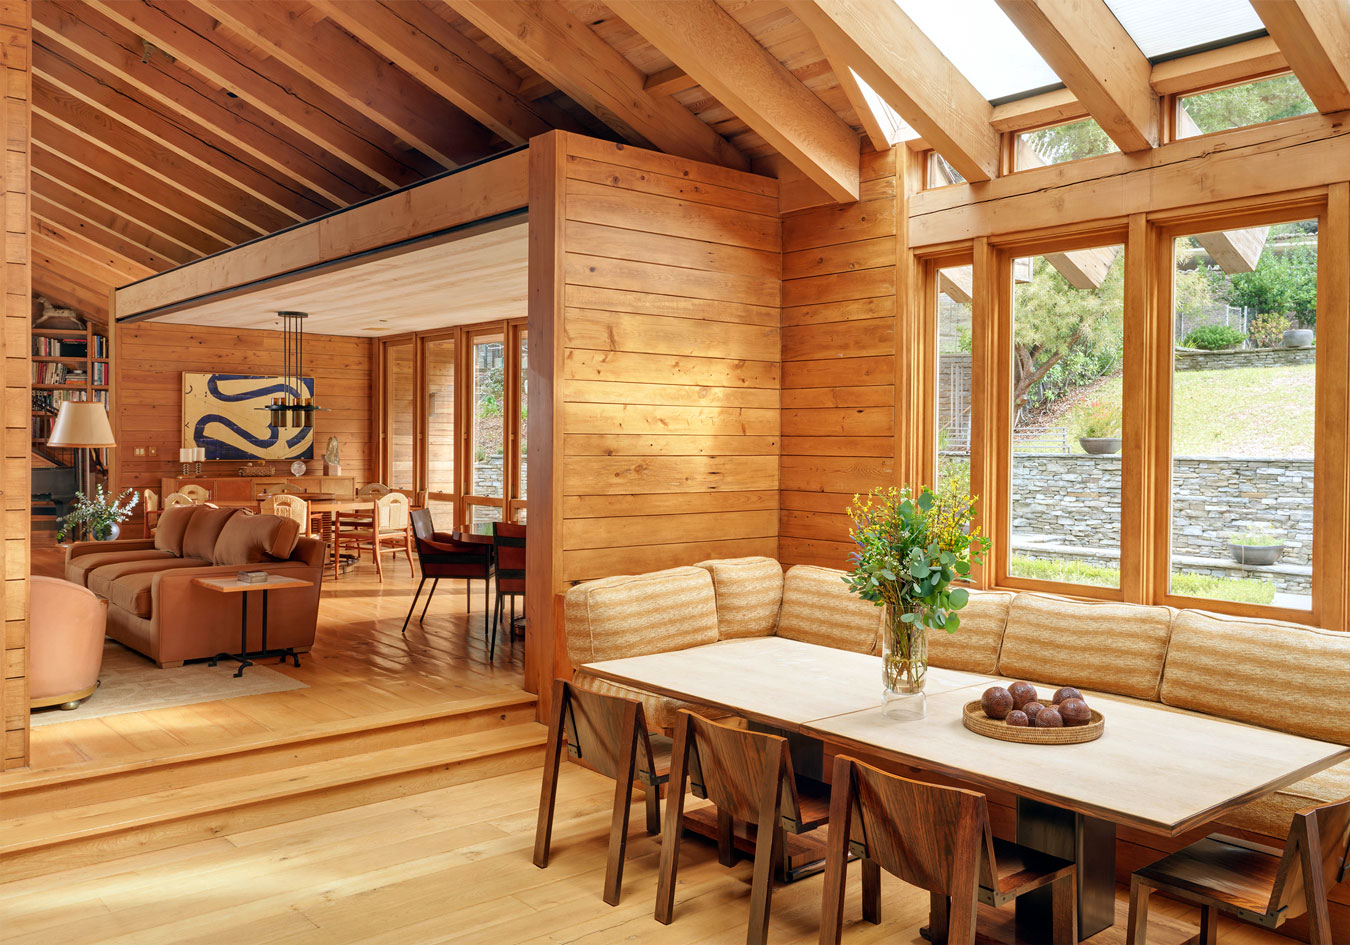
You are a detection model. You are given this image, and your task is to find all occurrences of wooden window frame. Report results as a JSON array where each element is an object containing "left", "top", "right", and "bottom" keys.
[{"left": 1169, "top": 68, "right": 1316, "bottom": 147}]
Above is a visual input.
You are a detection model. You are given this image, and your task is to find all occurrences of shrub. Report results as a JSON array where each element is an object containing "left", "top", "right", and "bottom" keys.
[
  {"left": 1182, "top": 324, "right": 1245, "bottom": 350},
  {"left": 1228, "top": 527, "right": 1284, "bottom": 546},
  {"left": 1069, "top": 400, "right": 1121, "bottom": 439},
  {"left": 1010, "top": 555, "right": 1275, "bottom": 604},
  {"left": 1247, "top": 313, "right": 1292, "bottom": 348}
]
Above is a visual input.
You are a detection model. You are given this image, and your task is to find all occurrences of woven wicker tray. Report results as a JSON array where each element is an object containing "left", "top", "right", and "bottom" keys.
[{"left": 962, "top": 700, "right": 1104, "bottom": 745}]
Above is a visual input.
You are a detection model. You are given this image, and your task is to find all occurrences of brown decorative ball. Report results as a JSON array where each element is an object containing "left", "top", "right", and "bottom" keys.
[
  {"left": 981, "top": 686, "right": 1014, "bottom": 720},
  {"left": 1036, "top": 707, "right": 1064, "bottom": 728},
  {"left": 1006, "top": 710, "right": 1029, "bottom": 727},
  {"left": 1008, "top": 681, "right": 1037, "bottom": 709},
  {"left": 1053, "top": 686, "right": 1083, "bottom": 704},
  {"left": 1060, "top": 698, "right": 1091, "bottom": 727},
  {"left": 1022, "top": 701, "right": 1045, "bottom": 723}
]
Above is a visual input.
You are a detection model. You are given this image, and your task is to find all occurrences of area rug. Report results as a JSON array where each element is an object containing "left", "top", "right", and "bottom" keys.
[{"left": 30, "top": 640, "right": 308, "bottom": 727}]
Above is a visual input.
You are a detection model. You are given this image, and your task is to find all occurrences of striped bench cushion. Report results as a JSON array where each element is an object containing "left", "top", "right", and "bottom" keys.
[
  {"left": 777, "top": 564, "right": 883, "bottom": 655},
  {"left": 928, "top": 589, "right": 1013, "bottom": 674},
  {"left": 563, "top": 566, "right": 719, "bottom": 666},
  {"left": 694, "top": 556, "right": 784, "bottom": 640}
]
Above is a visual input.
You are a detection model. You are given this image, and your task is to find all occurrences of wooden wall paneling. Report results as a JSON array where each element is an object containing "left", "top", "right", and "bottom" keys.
[
  {"left": 1, "top": 2, "right": 29, "bottom": 771},
  {"left": 1314, "top": 183, "right": 1349, "bottom": 630}
]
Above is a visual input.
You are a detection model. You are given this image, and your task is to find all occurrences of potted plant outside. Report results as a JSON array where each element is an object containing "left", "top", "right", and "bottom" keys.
[
  {"left": 1282, "top": 326, "right": 1314, "bottom": 348},
  {"left": 1071, "top": 400, "right": 1122, "bottom": 455},
  {"left": 57, "top": 485, "right": 139, "bottom": 543},
  {"left": 1227, "top": 527, "right": 1286, "bottom": 567}
]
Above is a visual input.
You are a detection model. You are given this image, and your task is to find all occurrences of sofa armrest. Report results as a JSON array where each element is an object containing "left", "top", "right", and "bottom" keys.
[{"left": 66, "top": 538, "right": 156, "bottom": 565}]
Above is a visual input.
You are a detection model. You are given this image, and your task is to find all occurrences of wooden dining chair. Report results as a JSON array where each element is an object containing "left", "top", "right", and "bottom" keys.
[
  {"left": 1128, "top": 795, "right": 1350, "bottom": 945},
  {"left": 179, "top": 483, "right": 210, "bottom": 503},
  {"left": 820, "top": 755, "right": 1077, "bottom": 945},
  {"left": 263, "top": 494, "right": 314, "bottom": 537},
  {"left": 535, "top": 679, "right": 671, "bottom": 906},
  {"left": 143, "top": 489, "right": 160, "bottom": 537},
  {"left": 164, "top": 491, "right": 194, "bottom": 510},
  {"left": 657, "top": 710, "right": 831, "bottom": 945},
  {"left": 337, "top": 492, "right": 413, "bottom": 582},
  {"left": 490, "top": 522, "right": 525, "bottom": 661}
]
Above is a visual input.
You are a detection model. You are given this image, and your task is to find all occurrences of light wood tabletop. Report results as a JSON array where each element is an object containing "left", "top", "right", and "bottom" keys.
[
  {"left": 192, "top": 575, "right": 315, "bottom": 593},
  {"left": 307, "top": 498, "right": 376, "bottom": 514},
  {"left": 582, "top": 636, "right": 995, "bottom": 732}
]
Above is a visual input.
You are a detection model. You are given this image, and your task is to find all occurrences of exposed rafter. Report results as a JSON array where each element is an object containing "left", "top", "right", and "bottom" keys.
[
  {"left": 1251, "top": 0, "right": 1350, "bottom": 114},
  {"left": 34, "top": 215, "right": 155, "bottom": 286},
  {"left": 447, "top": 0, "right": 748, "bottom": 171},
  {"left": 32, "top": 189, "right": 184, "bottom": 273},
  {"left": 820, "top": 38, "right": 893, "bottom": 153},
  {"left": 794, "top": 0, "right": 999, "bottom": 182},
  {"left": 996, "top": 0, "right": 1158, "bottom": 152},
  {"left": 32, "top": 172, "right": 196, "bottom": 269}
]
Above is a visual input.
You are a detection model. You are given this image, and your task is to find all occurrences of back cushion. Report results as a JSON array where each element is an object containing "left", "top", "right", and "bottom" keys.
[
  {"left": 153, "top": 504, "right": 199, "bottom": 556},
  {"left": 928, "top": 589, "right": 1013, "bottom": 674},
  {"left": 1162, "top": 610, "right": 1350, "bottom": 744},
  {"left": 213, "top": 513, "right": 302, "bottom": 566},
  {"left": 181, "top": 507, "right": 238, "bottom": 561},
  {"left": 694, "top": 557, "right": 784, "bottom": 640},
  {"left": 998, "top": 593, "right": 1173, "bottom": 700},
  {"left": 564, "top": 566, "right": 719, "bottom": 665},
  {"left": 777, "top": 565, "right": 883, "bottom": 655}
]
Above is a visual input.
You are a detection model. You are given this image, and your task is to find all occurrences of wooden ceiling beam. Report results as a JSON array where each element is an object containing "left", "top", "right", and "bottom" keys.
[
  {"left": 311, "top": 0, "right": 564, "bottom": 146},
  {"left": 820, "top": 40, "right": 894, "bottom": 153},
  {"left": 33, "top": 215, "right": 156, "bottom": 286},
  {"left": 447, "top": 0, "right": 748, "bottom": 171},
  {"left": 1250, "top": 0, "right": 1350, "bottom": 114},
  {"left": 794, "top": 0, "right": 999, "bottom": 182},
  {"left": 34, "top": 2, "right": 380, "bottom": 206},
  {"left": 996, "top": 0, "right": 1157, "bottom": 152},
  {"left": 35, "top": 45, "right": 328, "bottom": 226},
  {"left": 31, "top": 189, "right": 184, "bottom": 273},
  {"left": 32, "top": 245, "right": 120, "bottom": 305},
  {"left": 607, "top": 0, "right": 858, "bottom": 202},
  {"left": 193, "top": 0, "right": 499, "bottom": 169},
  {"left": 643, "top": 66, "right": 700, "bottom": 97}
]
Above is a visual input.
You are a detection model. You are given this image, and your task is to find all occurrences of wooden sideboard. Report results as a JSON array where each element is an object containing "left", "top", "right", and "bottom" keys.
[{"left": 160, "top": 475, "right": 356, "bottom": 502}]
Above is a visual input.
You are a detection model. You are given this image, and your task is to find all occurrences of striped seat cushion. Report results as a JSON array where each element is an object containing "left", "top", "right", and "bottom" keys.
[
  {"left": 997, "top": 593, "right": 1173, "bottom": 700},
  {"left": 571, "top": 670, "right": 730, "bottom": 731},
  {"left": 693, "top": 557, "right": 784, "bottom": 640},
  {"left": 1161, "top": 610, "right": 1350, "bottom": 745},
  {"left": 928, "top": 589, "right": 1013, "bottom": 674},
  {"left": 563, "top": 566, "right": 719, "bottom": 666},
  {"left": 1217, "top": 759, "right": 1350, "bottom": 839},
  {"left": 777, "top": 565, "right": 883, "bottom": 655}
]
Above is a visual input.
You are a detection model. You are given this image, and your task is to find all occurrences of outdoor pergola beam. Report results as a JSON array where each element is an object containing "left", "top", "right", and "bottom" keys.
[
  {"left": 447, "top": 0, "right": 748, "bottom": 172},
  {"left": 1251, "top": 0, "right": 1350, "bottom": 114},
  {"left": 607, "top": 0, "right": 858, "bottom": 202},
  {"left": 938, "top": 266, "right": 973, "bottom": 304},
  {"left": 996, "top": 0, "right": 1158, "bottom": 152},
  {"left": 1044, "top": 246, "right": 1118, "bottom": 289},
  {"left": 793, "top": 0, "right": 999, "bottom": 182},
  {"left": 1196, "top": 228, "right": 1270, "bottom": 274}
]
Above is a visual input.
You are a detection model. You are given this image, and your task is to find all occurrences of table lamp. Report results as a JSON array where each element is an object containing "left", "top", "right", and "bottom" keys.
[{"left": 48, "top": 401, "right": 117, "bottom": 504}]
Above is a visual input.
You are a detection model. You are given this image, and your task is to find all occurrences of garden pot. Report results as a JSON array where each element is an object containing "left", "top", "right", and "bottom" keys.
[
  {"left": 1228, "top": 542, "right": 1284, "bottom": 566},
  {"left": 1078, "top": 436, "right": 1122, "bottom": 455},
  {"left": 1283, "top": 328, "right": 1314, "bottom": 348},
  {"left": 92, "top": 522, "right": 120, "bottom": 542}
]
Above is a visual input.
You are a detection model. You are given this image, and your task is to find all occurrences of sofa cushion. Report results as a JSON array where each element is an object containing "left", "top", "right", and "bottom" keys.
[
  {"left": 777, "top": 565, "right": 883, "bottom": 655},
  {"left": 571, "top": 669, "right": 731, "bottom": 730},
  {"left": 182, "top": 507, "right": 238, "bottom": 561},
  {"left": 1217, "top": 760, "right": 1350, "bottom": 839},
  {"left": 564, "top": 567, "right": 719, "bottom": 665},
  {"left": 105, "top": 572, "right": 157, "bottom": 619},
  {"left": 68, "top": 549, "right": 175, "bottom": 587},
  {"left": 213, "top": 513, "right": 302, "bottom": 566},
  {"left": 998, "top": 593, "right": 1173, "bottom": 700},
  {"left": 928, "top": 589, "right": 1013, "bottom": 674},
  {"left": 693, "top": 556, "right": 783, "bottom": 640},
  {"left": 153, "top": 505, "right": 199, "bottom": 555},
  {"left": 88, "top": 557, "right": 213, "bottom": 601},
  {"left": 1161, "top": 610, "right": 1350, "bottom": 744}
]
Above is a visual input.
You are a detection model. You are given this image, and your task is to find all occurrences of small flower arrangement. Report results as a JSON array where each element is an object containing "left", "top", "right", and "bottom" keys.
[
  {"left": 57, "top": 485, "right": 139, "bottom": 543},
  {"left": 1070, "top": 400, "right": 1121, "bottom": 439}
]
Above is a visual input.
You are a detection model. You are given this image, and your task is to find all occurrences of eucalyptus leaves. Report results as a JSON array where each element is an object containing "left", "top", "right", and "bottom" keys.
[{"left": 57, "top": 485, "right": 139, "bottom": 543}]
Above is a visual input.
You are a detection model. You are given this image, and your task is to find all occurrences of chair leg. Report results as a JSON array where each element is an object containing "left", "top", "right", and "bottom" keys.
[
  {"left": 946, "top": 852, "right": 979, "bottom": 945},
  {"left": 602, "top": 702, "right": 641, "bottom": 906},
  {"left": 929, "top": 893, "right": 950, "bottom": 945},
  {"left": 488, "top": 596, "right": 500, "bottom": 661},
  {"left": 373, "top": 539, "right": 384, "bottom": 583},
  {"left": 643, "top": 782, "right": 661, "bottom": 835},
  {"left": 404, "top": 528, "right": 414, "bottom": 576},
  {"left": 716, "top": 807, "right": 736, "bottom": 867},
  {"left": 747, "top": 774, "right": 784, "bottom": 945},
  {"left": 1198, "top": 904, "right": 1218, "bottom": 945},
  {"left": 655, "top": 717, "right": 691, "bottom": 927},
  {"left": 1127, "top": 876, "right": 1153, "bottom": 945},
  {"left": 861, "top": 858, "right": 881, "bottom": 925},
  {"left": 420, "top": 579, "right": 438, "bottom": 622},
  {"left": 465, "top": 579, "right": 470, "bottom": 613},
  {"left": 401, "top": 576, "right": 426, "bottom": 636},
  {"left": 533, "top": 680, "right": 566, "bottom": 870},
  {"left": 1050, "top": 872, "right": 1077, "bottom": 945}
]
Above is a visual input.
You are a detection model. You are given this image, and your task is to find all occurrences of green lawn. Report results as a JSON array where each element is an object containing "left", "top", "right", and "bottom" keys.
[{"left": 1010, "top": 555, "right": 1276, "bottom": 604}]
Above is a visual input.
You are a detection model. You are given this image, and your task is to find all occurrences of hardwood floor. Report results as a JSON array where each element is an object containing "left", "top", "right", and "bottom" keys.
[
  {"left": 0, "top": 762, "right": 1298, "bottom": 945},
  {"left": 24, "top": 543, "right": 526, "bottom": 776}
]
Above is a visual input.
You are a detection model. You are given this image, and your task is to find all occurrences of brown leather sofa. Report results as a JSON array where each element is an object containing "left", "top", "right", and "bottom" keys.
[
  {"left": 30, "top": 575, "right": 108, "bottom": 709},
  {"left": 64, "top": 504, "right": 324, "bottom": 668}
]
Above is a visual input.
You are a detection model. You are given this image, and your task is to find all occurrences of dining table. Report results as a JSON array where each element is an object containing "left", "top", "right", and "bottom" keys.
[
  {"left": 306, "top": 496, "right": 377, "bottom": 577},
  {"left": 582, "top": 636, "right": 1350, "bottom": 943}
]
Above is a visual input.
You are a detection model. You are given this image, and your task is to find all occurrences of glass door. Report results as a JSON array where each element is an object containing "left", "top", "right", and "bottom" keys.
[
  {"left": 383, "top": 339, "right": 416, "bottom": 490},
  {"left": 463, "top": 329, "right": 506, "bottom": 526},
  {"left": 422, "top": 333, "right": 457, "bottom": 529}
]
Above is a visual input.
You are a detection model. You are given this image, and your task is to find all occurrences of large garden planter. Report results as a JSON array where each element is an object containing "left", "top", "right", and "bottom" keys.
[
  {"left": 1283, "top": 328, "right": 1314, "bottom": 348},
  {"left": 1228, "top": 542, "right": 1284, "bottom": 566},
  {"left": 1078, "top": 436, "right": 1121, "bottom": 455}
]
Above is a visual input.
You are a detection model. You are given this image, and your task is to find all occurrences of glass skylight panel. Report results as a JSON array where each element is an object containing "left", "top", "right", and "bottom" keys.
[
  {"left": 892, "top": 0, "right": 1061, "bottom": 102},
  {"left": 1101, "top": 0, "right": 1266, "bottom": 59}
]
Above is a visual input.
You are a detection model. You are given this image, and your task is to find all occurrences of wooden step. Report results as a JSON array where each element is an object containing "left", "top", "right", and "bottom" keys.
[{"left": 0, "top": 721, "right": 547, "bottom": 883}]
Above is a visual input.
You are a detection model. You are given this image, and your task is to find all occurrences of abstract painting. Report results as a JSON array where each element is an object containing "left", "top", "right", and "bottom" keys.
[{"left": 182, "top": 373, "right": 314, "bottom": 461}]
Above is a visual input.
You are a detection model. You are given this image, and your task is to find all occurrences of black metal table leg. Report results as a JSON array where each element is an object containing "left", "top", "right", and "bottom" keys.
[
  {"left": 1014, "top": 797, "right": 1116, "bottom": 941},
  {"left": 210, "top": 589, "right": 255, "bottom": 678}
]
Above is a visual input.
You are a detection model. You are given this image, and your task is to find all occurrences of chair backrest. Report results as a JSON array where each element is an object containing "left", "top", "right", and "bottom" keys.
[
  {"left": 833, "top": 755, "right": 993, "bottom": 897},
  {"left": 1269, "top": 795, "right": 1350, "bottom": 919},
  {"left": 493, "top": 522, "right": 526, "bottom": 573},
  {"left": 358, "top": 482, "right": 392, "bottom": 498},
  {"left": 264, "top": 494, "right": 309, "bottom": 527},
  {"left": 377, "top": 491, "right": 410, "bottom": 531},
  {"left": 410, "top": 507, "right": 436, "bottom": 542},
  {"left": 164, "top": 492, "right": 194, "bottom": 509},
  {"left": 678, "top": 711, "right": 803, "bottom": 827},
  {"left": 180, "top": 484, "right": 210, "bottom": 503},
  {"left": 393, "top": 488, "right": 424, "bottom": 508},
  {"left": 558, "top": 681, "right": 661, "bottom": 783},
  {"left": 144, "top": 489, "right": 159, "bottom": 512}
]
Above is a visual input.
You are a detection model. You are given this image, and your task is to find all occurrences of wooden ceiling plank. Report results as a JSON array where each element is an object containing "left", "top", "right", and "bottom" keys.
[
  {"left": 34, "top": 3, "right": 379, "bottom": 206},
  {"left": 80, "top": 0, "right": 423, "bottom": 191},
  {"left": 447, "top": 0, "right": 748, "bottom": 171},
  {"left": 996, "top": 0, "right": 1157, "bottom": 152},
  {"left": 31, "top": 190, "right": 184, "bottom": 273},
  {"left": 32, "top": 244, "right": 121, "bottom": 303},
  {"left": 33, "top": 215, "right": 156, "bottom": 285},
  {"left": 607, "top": 0, "right": 857, "bottom": 202},
  {"left": 1250, "top": 0, "right": 1350, "bottom": 114},
  {"left": 311, "top": 0, "right": 559, "bottom": 146},
  {"left": 33, "top": 269, "right": 110, "bottom": 321},
  {"left": 193, "top": 0, "right": 499, "bottom": 169},
  {"left": 36, "top": 45, "right": 329, "bottom": 225},
  {"left": 793, "top": 0, "right": 999, "bottom": 182}
]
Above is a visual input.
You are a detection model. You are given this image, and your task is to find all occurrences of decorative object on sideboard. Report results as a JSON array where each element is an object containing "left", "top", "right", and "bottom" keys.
[
  {"left": 237, "top": 461, "right": 277, "bottom": 477},
  {"left": 179, "top": 447, "right": 205, "bottom": 476},
  {"left": 323, "top": 436, "right": 341, "bottom": 476}
]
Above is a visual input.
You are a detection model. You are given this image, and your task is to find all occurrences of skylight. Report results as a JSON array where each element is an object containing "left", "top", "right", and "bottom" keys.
[{"left": 1101, "top": 0, "right": 1266, "bottom": 60}]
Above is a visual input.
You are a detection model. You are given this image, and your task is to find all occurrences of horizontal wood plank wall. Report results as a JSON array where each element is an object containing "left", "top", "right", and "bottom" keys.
[
  {"left": 1, "top": 3, "right": 29, "bottom": 770},
  {"left": 779, "top": 149, "right": 899, "bottom": 569},
  {"left": 113, "top": 322, "right": 373, "bottom": 529},
  {"left": 556, "top": 134, "right": 782, "bottom": 585}
]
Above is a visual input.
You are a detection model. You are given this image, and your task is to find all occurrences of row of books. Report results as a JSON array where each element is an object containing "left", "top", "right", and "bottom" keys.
[
  {"left": 33, "top": 337, "right": 89, "bottom": 357},
  {"left": 32, "top": 389, "right": 105, "bottom": 412},
  {"left": 33, "top": 363, "right": 87, "bottom": 385},
  {"left": 92, "top": 361, "right": 108, "bottom": 385},
  {"left": 91, "top": 334, "right": 110, "bottom": 358}
]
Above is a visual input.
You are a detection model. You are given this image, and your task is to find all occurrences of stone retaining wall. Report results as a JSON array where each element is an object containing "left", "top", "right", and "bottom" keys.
[{"left": 1174, "top": 346, "right": 1315, "bottom": 371}]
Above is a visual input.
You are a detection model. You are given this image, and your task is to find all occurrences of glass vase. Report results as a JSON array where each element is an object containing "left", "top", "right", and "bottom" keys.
[{"left": 881, "top": 603, "right": 928, "bottom": 720}]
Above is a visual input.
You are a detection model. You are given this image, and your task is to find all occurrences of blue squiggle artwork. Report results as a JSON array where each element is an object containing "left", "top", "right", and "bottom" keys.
[{"left": 182, "top": 372, "right": 315, "bottom": 461}]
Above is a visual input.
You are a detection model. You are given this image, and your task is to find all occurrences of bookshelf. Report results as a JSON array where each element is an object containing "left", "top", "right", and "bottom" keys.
[{"left": 31, "top": 322, "right": 111, "bottom": 446}]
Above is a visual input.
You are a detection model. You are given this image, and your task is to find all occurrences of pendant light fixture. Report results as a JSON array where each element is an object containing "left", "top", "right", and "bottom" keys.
[{"left": 262, "top": 310, "right": 320, "bottom": 430}]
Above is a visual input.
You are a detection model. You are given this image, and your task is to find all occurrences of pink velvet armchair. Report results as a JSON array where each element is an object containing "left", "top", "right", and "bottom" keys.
[{"left": 30, "top": 575, "right": 108, "bottom": 710}]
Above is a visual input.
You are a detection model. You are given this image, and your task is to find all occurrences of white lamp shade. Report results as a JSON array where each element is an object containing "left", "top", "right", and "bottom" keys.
[{"left": 47, "top": 401, "right": 116, "bottom": 448}]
